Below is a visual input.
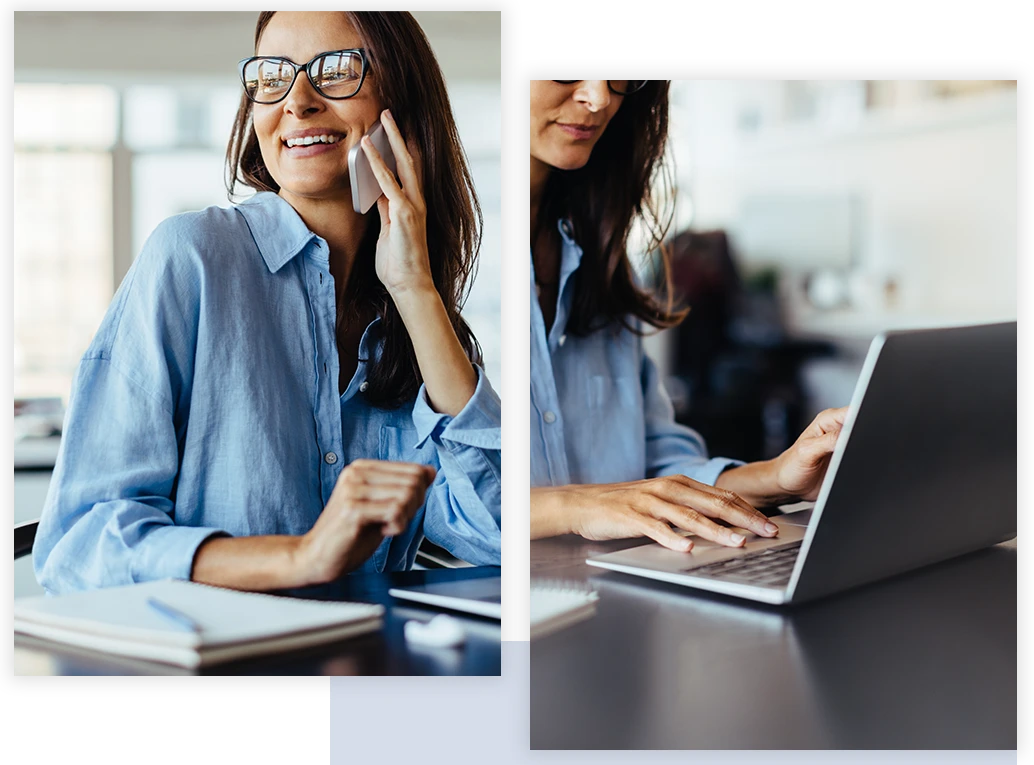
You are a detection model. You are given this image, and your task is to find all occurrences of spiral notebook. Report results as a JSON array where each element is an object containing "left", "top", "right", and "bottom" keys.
[
  {"left": 530, "top": 581, "right": 599, "bottom": 640},
  {"left": 14, "top": 579, "right": 384, "bottom": 669}
]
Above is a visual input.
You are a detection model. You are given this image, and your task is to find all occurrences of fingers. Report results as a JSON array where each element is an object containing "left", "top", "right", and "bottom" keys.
[
  {"left": 794, "top": 429, "right": 841, "bottom": 465},
  {"left": 634, "top": 516, "right": 694, "bottom": 553},
  {"left": 361, "top": 132, "right": 405, "bottom": 205},
  {"left": 644, "top": 494, "right": 748, "bottom": 547},
  {"left": 332, "top": 460, "right": 437, "bottom": 536},
  {"left": 650, "top": 476, "right": 776, "bottom": 540},
  {"left": 345, "top": 458, "right": 436, "bottom": 480},
  {"left": 379, "top": 109, "right": 422, "bottom": 197},
  {"left": 807, "top": 406, "right": 849, "bottom": 436}
]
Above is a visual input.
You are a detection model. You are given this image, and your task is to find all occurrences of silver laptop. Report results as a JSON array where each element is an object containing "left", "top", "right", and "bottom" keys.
[{"left": 588, "top": 322, "right": 1017, "bottom": 605}]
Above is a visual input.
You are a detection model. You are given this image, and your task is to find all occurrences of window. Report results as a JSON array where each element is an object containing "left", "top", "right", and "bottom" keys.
[{"left": 13, "top": 84, "right": 118, "bottom": 399}]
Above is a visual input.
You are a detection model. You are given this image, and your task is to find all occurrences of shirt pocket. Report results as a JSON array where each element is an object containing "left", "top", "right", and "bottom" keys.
[{"left": 378, "top": 425, "right": 417, "bottom": 461}]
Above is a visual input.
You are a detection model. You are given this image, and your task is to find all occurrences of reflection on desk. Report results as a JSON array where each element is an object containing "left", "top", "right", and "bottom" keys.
[
  {"left": 15, "top": 567, "right": 501, "bottom": 677},
  {"left": 530, "top": 535, "right": 1015, "bottom": 749}
]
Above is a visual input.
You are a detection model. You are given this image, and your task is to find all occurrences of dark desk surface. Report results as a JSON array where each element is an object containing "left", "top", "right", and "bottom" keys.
[
  {"left": 15, "top": 567, "right": 501, "bottom": 677},
  {"left": 531, "top": 535, "right": 1016, "bottom": 749}
]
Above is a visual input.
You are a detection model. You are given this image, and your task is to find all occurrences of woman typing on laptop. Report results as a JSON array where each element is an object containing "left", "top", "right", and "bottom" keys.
[{"left": 529, "top": 80, "right": 846, "bottom": 551}]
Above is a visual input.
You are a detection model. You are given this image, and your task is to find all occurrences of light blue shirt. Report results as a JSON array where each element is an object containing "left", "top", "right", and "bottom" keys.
[
  {"left": 530, "top": 220, "right": 740, "bottom": 488},
  {"left": 35, "top": 192, "right": 501, "bottom": 594}
]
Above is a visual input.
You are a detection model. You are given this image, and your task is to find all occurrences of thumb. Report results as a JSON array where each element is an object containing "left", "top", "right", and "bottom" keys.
[{"left": 796, "top": 430, "right": 840, "bottom": 465}]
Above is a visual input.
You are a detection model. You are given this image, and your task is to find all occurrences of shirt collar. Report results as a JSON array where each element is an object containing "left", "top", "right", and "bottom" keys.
[
  {"left": 236, "top": 191, "right": 322, "bottom": 273},
  {"left": 529, "top": 220, "right": 584, "bottom": 285},
  {"left": 555, "top": 219, "right": 584, "bottom": 291},
  {"left": 528, "top": 219, "right": 587, "bottom": 345}
]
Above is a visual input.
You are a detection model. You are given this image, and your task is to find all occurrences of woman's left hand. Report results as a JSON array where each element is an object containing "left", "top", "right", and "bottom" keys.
[
  {"left": 361, "top": 108, "right": 434, "bottom": 297},
  {"left": 772, "top": 406, "right": 849, "bottom": 501}
]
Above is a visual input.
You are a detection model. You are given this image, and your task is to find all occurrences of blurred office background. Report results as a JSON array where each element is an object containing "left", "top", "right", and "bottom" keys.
[
  {"left": 642, "top": 80, "right": 1016, "bottom": 464},
  {"left": 13, "top": 11, "right": 501, "bottom": 596}
]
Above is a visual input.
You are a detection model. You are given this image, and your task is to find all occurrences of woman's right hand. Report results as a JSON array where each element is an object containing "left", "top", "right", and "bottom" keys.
[
  {"left": 532, "top": 476, "right": 779, "bottom": 552},
  {"left": 297, "top": 459, "right": 437, "bottom": 584}
]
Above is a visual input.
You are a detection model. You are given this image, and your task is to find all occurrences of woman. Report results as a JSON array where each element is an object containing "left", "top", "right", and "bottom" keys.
[
  {"left": 530, "top": 80, "right": 845, "bottom": 551},
  {"left": 34, "top": 12, "right": 501, "bottom": 594}
]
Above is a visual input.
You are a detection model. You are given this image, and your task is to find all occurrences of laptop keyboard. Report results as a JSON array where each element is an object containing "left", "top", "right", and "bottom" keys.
[{"left": 683, "top": 540, "right": 803, "bottom": 588}]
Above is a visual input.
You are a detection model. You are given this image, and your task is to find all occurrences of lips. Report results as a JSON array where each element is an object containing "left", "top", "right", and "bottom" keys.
[
  {"left": 555, "top": 122, "right": 599, "bottom": 140},
  {"left": 281, "top": 139, "right": 341, "bottom": 157}
]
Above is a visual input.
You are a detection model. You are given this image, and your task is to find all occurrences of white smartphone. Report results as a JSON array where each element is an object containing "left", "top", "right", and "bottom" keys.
[{"left": 348, "top": 120, "right": 398, "bottom": 214}]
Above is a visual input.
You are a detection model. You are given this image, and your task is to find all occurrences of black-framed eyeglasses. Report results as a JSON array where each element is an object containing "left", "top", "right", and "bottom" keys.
[
  {"left": 238, "top": 49, "right": 369, "bottom": 104},
  {"left": 552, "top": 80, "right": 649, "bottom": 96}
]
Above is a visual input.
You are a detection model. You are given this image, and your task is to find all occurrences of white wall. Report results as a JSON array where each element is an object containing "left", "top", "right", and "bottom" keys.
[{"left": 671, "top": 82, "right": 1017, "bottom": 320}]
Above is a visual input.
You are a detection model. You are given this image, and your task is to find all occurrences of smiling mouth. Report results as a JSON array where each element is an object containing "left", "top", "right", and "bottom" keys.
[{"left": 282, "top": 133, "right": 343, "bottom": 148}]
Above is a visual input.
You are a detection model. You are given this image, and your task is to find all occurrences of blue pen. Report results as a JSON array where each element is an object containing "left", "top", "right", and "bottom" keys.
[{"left": 146, "top": 597, "right": 203, "bottom": 634}]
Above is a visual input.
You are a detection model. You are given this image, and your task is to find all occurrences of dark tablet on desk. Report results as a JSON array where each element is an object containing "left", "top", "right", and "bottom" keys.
[{"left": 388, "top": 577, "right": 502, "bottom": 620}]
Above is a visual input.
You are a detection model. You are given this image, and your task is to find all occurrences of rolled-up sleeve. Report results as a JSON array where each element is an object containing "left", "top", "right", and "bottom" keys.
[
  {"left": 33, "top": 222, "right": 226, "bottom": 594},
  {"left": 640, "top": 348, "right": 742, "bottom": 486},
  {"left": 411, "top": 366, "right": 502, "bottom": 565}
]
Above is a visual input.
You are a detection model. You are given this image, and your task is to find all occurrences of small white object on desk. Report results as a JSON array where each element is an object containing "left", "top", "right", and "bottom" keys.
[{"left": 403, "top": 614, "right": 466, "bottom": 648}]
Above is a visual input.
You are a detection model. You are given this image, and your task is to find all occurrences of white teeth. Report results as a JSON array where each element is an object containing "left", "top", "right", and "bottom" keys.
[{"left": 285, "top": 134, "right": 340, "bottom": 148}]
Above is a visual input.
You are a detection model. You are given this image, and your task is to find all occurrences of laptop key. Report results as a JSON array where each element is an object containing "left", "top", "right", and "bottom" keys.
[{"left": 685, "top": 540, "right": 803, "bottom": 586}]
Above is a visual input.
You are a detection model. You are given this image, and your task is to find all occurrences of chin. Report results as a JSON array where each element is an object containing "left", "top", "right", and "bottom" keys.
[
  {"left": 278, "top": 177, "right": 350, "bottom": 201},
  {"left": 548, "top": 150, "right": 593, "bottom": 172}
]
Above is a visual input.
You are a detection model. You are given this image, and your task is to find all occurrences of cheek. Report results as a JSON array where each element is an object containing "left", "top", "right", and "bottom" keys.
[{"left": 252, "top": 110, "right": 280, "bottom": 160}]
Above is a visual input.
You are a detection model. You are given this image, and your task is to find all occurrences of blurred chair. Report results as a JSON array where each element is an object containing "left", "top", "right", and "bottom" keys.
[
  {"left": 15, "top": 520, "right": 38, "bottom": 560},
  {"left": 414, "top": 539, "right": 474, "bottom": 569},
  {"left": 665, "top": 229, "right": 836, "bottom": 462}
]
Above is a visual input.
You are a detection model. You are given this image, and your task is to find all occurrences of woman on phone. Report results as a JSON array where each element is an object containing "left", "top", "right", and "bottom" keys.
[
  {"left": 35, "top": 12, "right": 500, "bottom": 594},
  {"left": 530, "top": 80, "right": 845, "bottom": 550}
]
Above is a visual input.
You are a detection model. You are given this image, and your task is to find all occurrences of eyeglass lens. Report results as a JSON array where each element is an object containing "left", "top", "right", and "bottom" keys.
[
  {"left": 243, "top": 51, "right": 364, "bottom": 103},
  {"left": 608, "top": 81, "right": 647, "bottom": 95}
]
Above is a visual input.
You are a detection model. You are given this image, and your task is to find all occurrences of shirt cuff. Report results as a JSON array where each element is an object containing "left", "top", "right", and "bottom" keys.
[
  {"left": 698, "top": 457, "right": 746, "bottom": 487},
  {"left": 412, "top": 365, "right": 501, "bottom": 450},
  {"left": 130, "top": 524, "right": 229, "bottom": 583},
  {"left": 653, "top": 456, "right": 744, "bottom": 487}
]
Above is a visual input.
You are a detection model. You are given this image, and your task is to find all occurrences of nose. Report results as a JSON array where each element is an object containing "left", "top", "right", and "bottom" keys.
[
  {"left": 281, "top": 71, "right": 325, "bottom": 117},
  {"left": 573, "top": 80, "right": 611, "bottom": 113}
]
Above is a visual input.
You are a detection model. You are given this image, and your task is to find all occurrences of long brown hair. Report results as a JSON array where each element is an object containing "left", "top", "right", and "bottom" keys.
[
  {"left": 227, "top": 12, "right": 482, "bottom": 408},
  {"left": 538, "top": 80, "right": 684, "bottom": 336}
]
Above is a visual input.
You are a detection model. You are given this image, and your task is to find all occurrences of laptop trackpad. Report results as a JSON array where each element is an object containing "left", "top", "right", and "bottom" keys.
[{"left": 774, "top": 504, "right": 815, "bottom": 527}]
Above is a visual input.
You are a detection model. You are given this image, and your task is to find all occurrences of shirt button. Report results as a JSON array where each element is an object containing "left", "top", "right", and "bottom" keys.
[
  {"left": 359, "top": 382, "right": 369, "bottom": 392},
  {"left": 324, "top": 452, "right": 338, "bottom": 464},
  {"left": 543, "top": 411, "right": 557, "bottom": 424}
]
